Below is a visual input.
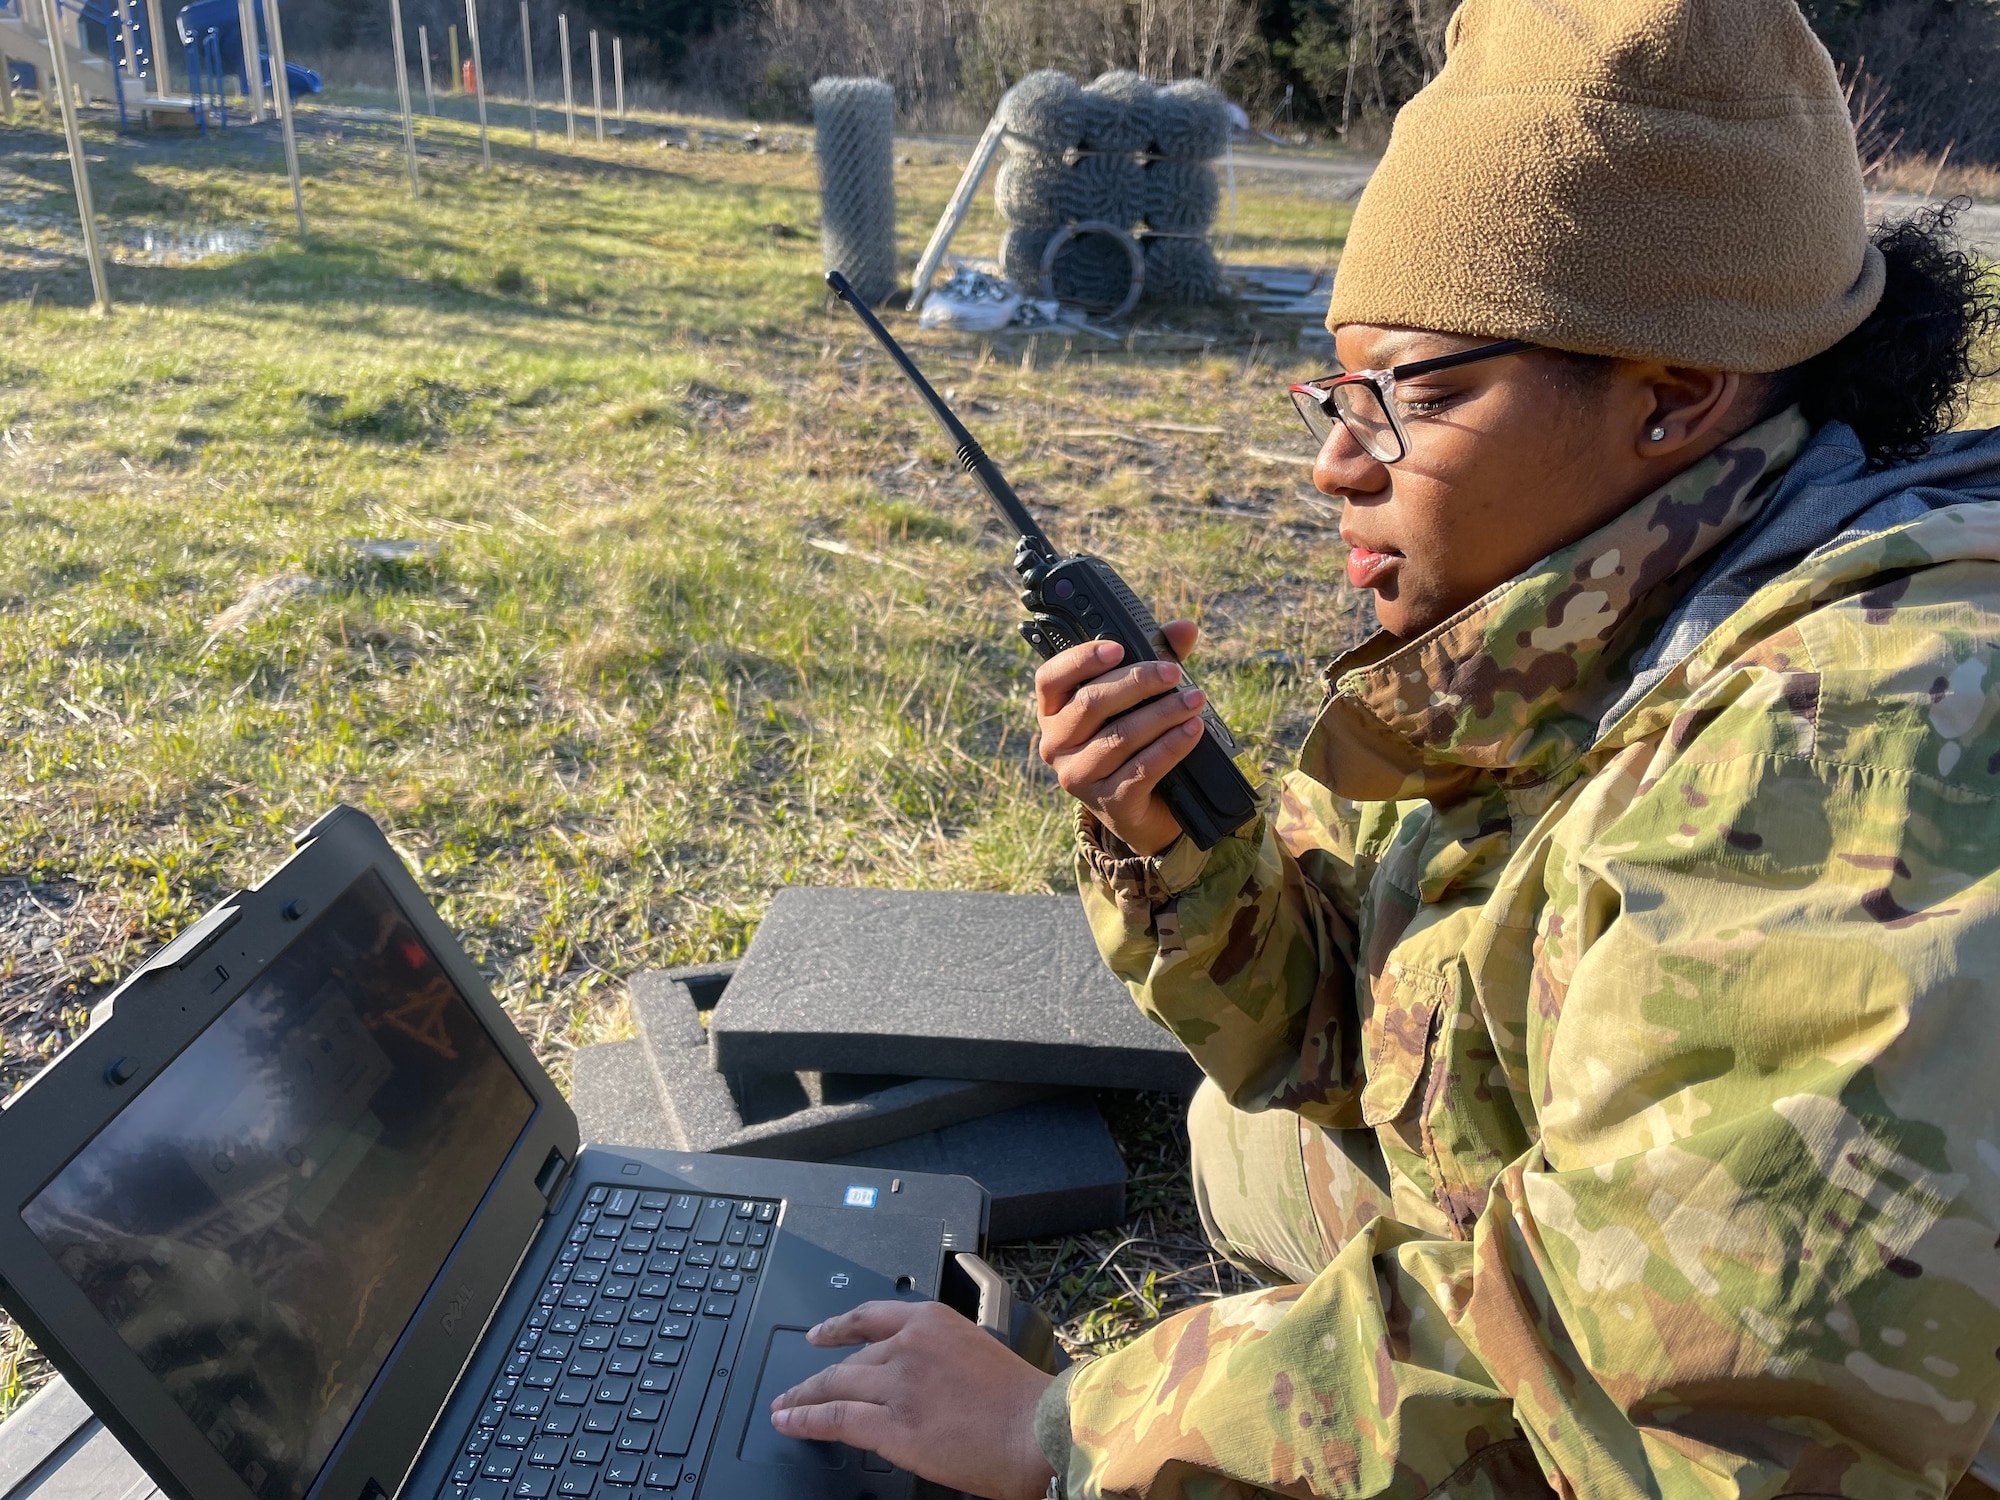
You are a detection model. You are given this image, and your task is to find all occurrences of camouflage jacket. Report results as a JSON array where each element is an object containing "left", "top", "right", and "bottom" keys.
[{"left": 1061, "top": 410, "right": 2000, "bottom": 1500}]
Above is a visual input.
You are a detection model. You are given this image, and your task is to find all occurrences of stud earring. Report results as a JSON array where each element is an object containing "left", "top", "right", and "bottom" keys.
[{"left": 1648, "top": 426, "right": 1667, "bottom": 442}]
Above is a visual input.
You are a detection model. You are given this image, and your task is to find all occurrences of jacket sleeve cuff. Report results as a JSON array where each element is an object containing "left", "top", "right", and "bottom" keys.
[
  {"left": 1075, "top": 807, "right": 1214, "bottom": 907},
  {"left": 1032, "top": 1363, "right": 1081, "bottom": 1493}
]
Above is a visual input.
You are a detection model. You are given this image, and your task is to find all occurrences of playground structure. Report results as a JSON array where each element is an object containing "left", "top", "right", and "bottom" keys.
[
  {"left": 0, "top": 0, "right": 317, "bottom": 134},
  {"left": 6, "top": 0, "right": 643, "bottom": 312},
  {"left": 174, "top": 0, "right": 319, "bottom": 132}
]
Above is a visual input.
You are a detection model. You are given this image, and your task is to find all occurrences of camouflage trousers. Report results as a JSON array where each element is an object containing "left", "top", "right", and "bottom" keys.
[
  {"left": 1185, "top": 1081, "right": 2000, "bottom": 1500},
  {"left": 1185, "top": 1079, "right": 1392, "bottom": 1286}
]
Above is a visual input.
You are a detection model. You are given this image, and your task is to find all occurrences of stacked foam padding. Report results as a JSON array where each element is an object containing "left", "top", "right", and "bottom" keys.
[
  {"left": 995, "top": 70, "right": 1230, "bottom": 308},
  {"left": 813, "top": 77, "right": 898, "bottom": 305}
]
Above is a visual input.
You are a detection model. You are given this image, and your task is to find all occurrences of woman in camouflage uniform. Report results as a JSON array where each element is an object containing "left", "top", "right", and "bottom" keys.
[{"left": 770, "top": 0, "right": 2000, "bottom": 1496}]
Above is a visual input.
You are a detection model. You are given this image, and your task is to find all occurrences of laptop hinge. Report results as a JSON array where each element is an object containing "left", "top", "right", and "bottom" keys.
[{"left": 534, "top": 1147, "right": 571, "bottom": 1211}]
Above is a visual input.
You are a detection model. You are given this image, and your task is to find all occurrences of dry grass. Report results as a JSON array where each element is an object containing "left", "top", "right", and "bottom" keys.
[
  {"left": 0, "top": 90, "right": 1362, "bottom": 1419},
  {"left": 1, "top": 83, "right": 1994, "bottom": 1431},
  {"left": 1871, "top": 150, "right": 2000, "bottom": 203}
]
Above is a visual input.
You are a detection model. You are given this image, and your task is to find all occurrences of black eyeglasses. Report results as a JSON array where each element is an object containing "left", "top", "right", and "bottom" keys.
[{"left": 1288, "top": 339, "right": 1535, "bottom": 463}]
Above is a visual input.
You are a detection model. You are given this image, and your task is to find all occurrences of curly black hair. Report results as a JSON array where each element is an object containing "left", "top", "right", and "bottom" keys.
[{"left": 1789, "top": 199, "right": 2000, "bottom": 469}]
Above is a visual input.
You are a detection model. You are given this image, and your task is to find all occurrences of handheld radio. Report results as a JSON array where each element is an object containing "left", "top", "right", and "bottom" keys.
[{"left": 825, "top": 270, "right": 1258, "bottom": 850}]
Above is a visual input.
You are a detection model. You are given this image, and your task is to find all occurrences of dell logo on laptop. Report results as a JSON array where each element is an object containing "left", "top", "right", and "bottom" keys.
[{"left": 440, "top": 1283, "right": 474, "bottom": 1334}]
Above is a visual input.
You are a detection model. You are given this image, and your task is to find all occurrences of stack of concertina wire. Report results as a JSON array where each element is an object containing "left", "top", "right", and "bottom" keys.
[
  {"left": 813, "top": 76, "right": 899, "bottom": 305},
  {"left": 997, "top": 70, "right": 1229, "bottom": 308}
]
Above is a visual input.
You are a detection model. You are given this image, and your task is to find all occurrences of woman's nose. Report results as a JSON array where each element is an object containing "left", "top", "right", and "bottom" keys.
[{"left": 1314, "top": 419, "right": 1389, "bottom": 498}]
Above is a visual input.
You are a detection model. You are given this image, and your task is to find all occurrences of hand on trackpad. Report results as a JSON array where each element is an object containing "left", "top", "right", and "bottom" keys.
[{"left": 739, "top": 1328, "right": 888, "bottom": 1471}]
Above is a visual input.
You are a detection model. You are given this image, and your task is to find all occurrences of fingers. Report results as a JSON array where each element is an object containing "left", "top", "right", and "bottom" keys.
[
  {"left": 1160, "top": 619, "right": 1199, "bottom": 661},
  {"left": 806, "top": 1301, "right": 920, "bottom": 1348},
  {"left": 769, "top": 1396, "right": 891, "bottom": 1450},
  {"left": 1040, "top": 659, "right": 1187, "bottom": 759},
  {"left": 1049, "top": 686, "right": 1207, "bottom": 791},
  {"left": 773, "top": 1357, "right": 898, "bottom": 1415},
  {"left": 1091, "top": 714, "right": 1205, "bottom": 808},
  {"left": 1034, "top": 638, "right": 1123, "bottom": 718}
]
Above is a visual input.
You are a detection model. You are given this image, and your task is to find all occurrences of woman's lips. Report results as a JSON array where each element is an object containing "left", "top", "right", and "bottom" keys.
[{"left": 1345, "top": 545, "right": 1403, "bottom": 589}]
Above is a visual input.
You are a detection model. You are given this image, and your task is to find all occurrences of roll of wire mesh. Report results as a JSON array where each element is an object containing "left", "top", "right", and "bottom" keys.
[
  {"left": 1001, "top": 226, "right": 1056, "bottom": 290},
  {"left": 1001, "top": 69, "right": 1085, "bottom": 155},
  {"left": 1142, "top": 158, "right": 1220, "bottom": 233},
  {"left": 1140, "top": 234, "right": 1223, "bottom": 304},
  {"left": 994, "top": 152, "right": 1071, "bottom": 230},
  {"left": 1047, "top": 226, "right": 1141, "bottom": 307},
  {"left": 1150, "top": 79, "right": 1231, "bottom": 161},
  {"left": 1066, "top": 150, "right": 1146, "bottom": 229},
  {"left": 812, "top": 77, "right": 898, "bottom": 305},
  {"left": 1079, "top": 69, "right": 1155, "bottom": 153}
]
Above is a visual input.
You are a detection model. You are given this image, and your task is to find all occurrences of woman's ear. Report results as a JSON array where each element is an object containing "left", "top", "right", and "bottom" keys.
[{"left": 1635, "top": 367, "right": 1742, "bottom": 459}]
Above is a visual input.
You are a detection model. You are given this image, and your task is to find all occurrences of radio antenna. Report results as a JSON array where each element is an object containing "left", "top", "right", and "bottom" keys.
[{"left": 825, "top": 271, "right": 1056, "bottom": 561}]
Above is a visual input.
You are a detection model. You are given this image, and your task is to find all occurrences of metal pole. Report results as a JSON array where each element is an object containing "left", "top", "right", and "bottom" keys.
[
  {"left": 0, "top": 43, "right": 13, "bottom": 120},
  {"left": 116, "top": 0, "right": 140, "bottom": 84},
  {"left": 261, "top": 0, "right": 304, "bottom": 237},
  {"left": 558, "top": 11, "right": 572, "bottom": 147},
  {"left": 906, "top": 92, "right": 1010, "bottom": 309},
  {"left": 389, "top": 0, "right": 418, "bottom": 195},
  {"left": 418, "top": 23, "right": 434, "bottom": 112},
  {"left": 144, "top": 0, "right": 168, "bottom": 90},
  {"left": 519, "top": 0, "right": 535, "bottom": 147},
  {"left": 447, "top": 22, "right": 457, "bottom": 93},
  {"left": 587, "top": 28, "right": 600, "bottom": 144},
  {"left": 612, "top": 34, "right": 621, "bottom": 121},
  {"left": 39, "top": 0, "right": 109, "bottom": 309},
  {"left": 464, "top": 0, "right": 488, "bottom": 168},
  {"left": 234, "top": 0, "right": 262, "bottom": 120}
]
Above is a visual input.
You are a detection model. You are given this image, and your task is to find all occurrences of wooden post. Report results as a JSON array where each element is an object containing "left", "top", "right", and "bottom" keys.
[
  {"left": 234, "top": 0, "right": 263, "bottom": 120},
  {"left": 447, "top": 22, "right": 458, "bottom": 93},
  {"left": 518, "top": 0, "right": 535, "bottom": 147},
  {"left": 0, "top": 50, "right": 13, "bottom": 122},
  {"left": 558, "top": 11, "right": 573, "bottom": 147},
  {"left": 612, "top": 34, "right": 622, "bottom": 121},
  {"left": 145, "top": 0, "right": 168, "bottom": 90},
  {"left": 390, "top": 0, "right": 418, "bottom": 195},
  {"left": 39, "top": 0, "right": 109, "bottom": 308},
  {"left": 587, "top": 27, "right": 600, "bottom": 144},
  {"left": 464, "top": 0, "right": 489, "bottom": 168},
  {"left": 418, "top": 23, "right": 434, "bottom": 112},
  {"left": 261, "top": 0, "right": 305, "bottom": 237}
]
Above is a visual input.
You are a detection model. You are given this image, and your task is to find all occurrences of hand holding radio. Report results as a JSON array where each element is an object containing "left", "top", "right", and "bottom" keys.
[
  {"left": 1035, "top": 622, "right": 1208, "bottom": 857},
  {"left": 824, "top": 271, "right": 1258, "bottom": 852}
]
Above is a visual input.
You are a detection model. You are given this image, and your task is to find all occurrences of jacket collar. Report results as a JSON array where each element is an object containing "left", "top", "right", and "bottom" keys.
[{"left": 1298, "top": 408, "right": 1810, "bottom": 804}]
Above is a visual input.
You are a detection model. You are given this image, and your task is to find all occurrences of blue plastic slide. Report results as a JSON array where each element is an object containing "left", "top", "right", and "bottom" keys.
[{"left": 175, "top": 0, "right": 321, "bottom": 103}]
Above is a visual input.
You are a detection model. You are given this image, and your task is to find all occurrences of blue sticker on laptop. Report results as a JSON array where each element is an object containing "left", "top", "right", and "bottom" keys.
[{"left": 844, "top": 1185, "right": 878, "bottom": 1208}]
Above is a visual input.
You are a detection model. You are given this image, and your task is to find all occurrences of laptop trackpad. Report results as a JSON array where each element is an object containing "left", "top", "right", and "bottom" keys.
[{"left": 738, "top": 1329, "right": 850, "bottom": 1468}]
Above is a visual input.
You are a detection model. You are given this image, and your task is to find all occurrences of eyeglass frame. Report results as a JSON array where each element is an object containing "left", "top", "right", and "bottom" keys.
[{"left": 1288, "top": 338, "right": 1537, "bottom": 463}]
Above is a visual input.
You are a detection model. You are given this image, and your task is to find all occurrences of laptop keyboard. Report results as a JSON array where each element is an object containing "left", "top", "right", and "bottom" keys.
[{"left": 443, "top": 1184, "right": 776, "bottom": 1498}]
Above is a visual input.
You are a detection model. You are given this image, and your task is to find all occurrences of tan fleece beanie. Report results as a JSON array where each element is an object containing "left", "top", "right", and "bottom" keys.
[{"left": 1326, "top": 0, "right": 1886, "bottom": 372}]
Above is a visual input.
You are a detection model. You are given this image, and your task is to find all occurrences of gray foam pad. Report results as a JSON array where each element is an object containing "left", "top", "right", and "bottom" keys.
[
  {"left": 708, "top": 889, "right": 1200, "bottom": 1091},
  {"left": 569, "top": 1039, "right": 1128, "bottom": 1243},
  {"left": 570, "top": 1038, "right": 678, "bottom": 1150},
  {"left": 835, "top": 1097, "right": 1128, "bottom": 1242},
  {"left": 628, "top": 972, "right": 1055, "bottom": 1158}
]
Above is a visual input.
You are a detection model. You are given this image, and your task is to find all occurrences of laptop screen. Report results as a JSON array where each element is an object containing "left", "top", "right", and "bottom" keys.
[{"left": 20, "top": 870, "right": 537, "bottom": 1500}]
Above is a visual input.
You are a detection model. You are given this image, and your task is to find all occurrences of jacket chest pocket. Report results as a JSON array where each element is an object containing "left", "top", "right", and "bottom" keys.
[{"left": 1359, "top": 961, "right": 1448, "bottom": 1126}]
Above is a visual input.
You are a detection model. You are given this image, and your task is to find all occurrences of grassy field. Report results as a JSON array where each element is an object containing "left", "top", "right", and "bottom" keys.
[
  {"left": 0, "top": 90, "right": 1366, "bottom": 1413},
  {"left": 6, "top": 85, "right": 1995, "bottom": 1427}
]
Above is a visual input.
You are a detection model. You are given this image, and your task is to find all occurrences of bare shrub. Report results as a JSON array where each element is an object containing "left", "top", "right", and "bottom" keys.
[{"left": 1794, "top": 1, "right": 2000, "bottom": 164}]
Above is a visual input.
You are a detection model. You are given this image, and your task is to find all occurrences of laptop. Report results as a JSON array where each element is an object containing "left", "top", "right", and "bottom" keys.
[{"left": 0, "top": 805, "right": 1006, "bottom": 1500}]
